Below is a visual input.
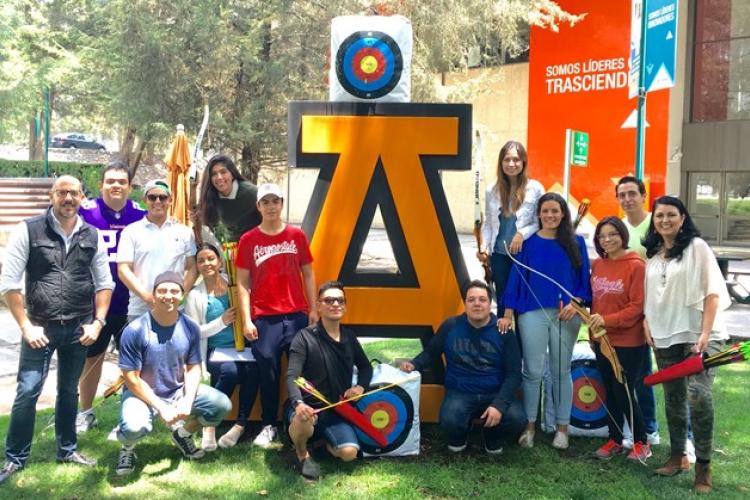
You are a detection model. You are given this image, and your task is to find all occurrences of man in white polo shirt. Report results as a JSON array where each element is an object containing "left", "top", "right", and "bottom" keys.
[{"left": 117, "top": 180, "right": 197, "bottom": 320}]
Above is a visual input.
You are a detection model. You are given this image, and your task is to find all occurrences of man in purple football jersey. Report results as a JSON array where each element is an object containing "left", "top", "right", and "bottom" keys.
[{"left": 76, "top": 161, "right": 146, "bottom": 433}]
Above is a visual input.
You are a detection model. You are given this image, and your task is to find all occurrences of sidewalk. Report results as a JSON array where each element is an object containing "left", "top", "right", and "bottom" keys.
[{"left": 1, "top": 230, "right": 748, "bottom": 415}]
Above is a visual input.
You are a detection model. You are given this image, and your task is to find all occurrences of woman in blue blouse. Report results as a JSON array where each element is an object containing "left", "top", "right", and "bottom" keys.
[
  {"left": 185, "top": 244, "right": 258, "bottom": 451},
  {"left": 498, "top": 192, "right": 591, "bottom": 450}
]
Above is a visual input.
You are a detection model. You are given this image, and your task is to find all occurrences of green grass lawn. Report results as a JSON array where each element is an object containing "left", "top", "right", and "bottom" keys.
[{"left": 0, "top": 341, "right": 748, "bottom": 499}]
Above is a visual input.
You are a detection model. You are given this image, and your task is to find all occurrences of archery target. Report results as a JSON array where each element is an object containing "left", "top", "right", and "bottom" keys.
[
  {"left": 330, "top": 16, "right": 412, "bottom": 102},
  {"left": 355, "top": 384, "right": 413, "bottom": 454},
  {"left": 570, "top": 358, "right": 608, "bottom": 430}
]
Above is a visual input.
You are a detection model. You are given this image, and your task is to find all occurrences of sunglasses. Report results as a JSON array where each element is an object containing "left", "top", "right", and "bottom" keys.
[
  {"left": 146, "top": 194, "right": 169, "bottom": 202},
  {"left": 320, "top": 296, "right": 346, "bottom": 306}
]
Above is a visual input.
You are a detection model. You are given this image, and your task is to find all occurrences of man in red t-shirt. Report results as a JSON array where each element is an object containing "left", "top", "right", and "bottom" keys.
[{"left": 236, "top": 183, "right": 317, "bottom": 448}]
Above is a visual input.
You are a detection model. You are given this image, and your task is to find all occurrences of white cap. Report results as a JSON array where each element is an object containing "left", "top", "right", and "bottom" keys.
[{"left": 257, "top": 183, "right": 283, "bottom": 201}]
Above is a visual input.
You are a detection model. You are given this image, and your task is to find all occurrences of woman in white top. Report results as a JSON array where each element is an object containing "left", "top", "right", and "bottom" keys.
[
  {"left": 643, "top": 196, "right": 730, "bottom": 494},
  {"left": 479, "top": 140, "right": 544, "bottom": 313}
]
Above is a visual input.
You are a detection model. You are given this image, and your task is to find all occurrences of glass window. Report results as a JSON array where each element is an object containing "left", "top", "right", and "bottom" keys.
[
  {"left": 724, "top": 172, "right": 750, "bottom": 243},
  {"left": 688, "top": 172, "right": 721, "bottom": 242}
]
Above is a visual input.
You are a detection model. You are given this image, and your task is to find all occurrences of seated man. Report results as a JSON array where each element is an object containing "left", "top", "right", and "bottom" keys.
[
  {"left": 400, "top": 280, "right": 525, "bottom": 454},
  {"left": 115, "top": 271, "right": 232, "bottom": 475},
  {"left": 285, "top": 281, "right": 372, "bottom": 480}
]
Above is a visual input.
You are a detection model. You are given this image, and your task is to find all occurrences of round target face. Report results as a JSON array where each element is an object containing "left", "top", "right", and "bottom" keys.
[
  {"left": 354, "top": 384, "right": 413, "bottom": 454},
  {"left": 570, "top": 359, "right": 608, "bottom": 429},
  {"left": 335, "top": 31, "right": 403, "bottom": 99}
]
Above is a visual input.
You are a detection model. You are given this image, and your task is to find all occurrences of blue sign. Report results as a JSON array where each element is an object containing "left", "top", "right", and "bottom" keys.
[{"left": 644, "top": 0, "right": 677, "bottom": 92}]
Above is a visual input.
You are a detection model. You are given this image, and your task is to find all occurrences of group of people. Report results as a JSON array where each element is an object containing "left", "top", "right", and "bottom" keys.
[{"left": 0, "top": 144, "right": 731, "bottom": 493}]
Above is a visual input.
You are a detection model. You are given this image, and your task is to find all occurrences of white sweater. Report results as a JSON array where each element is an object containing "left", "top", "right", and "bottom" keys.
[
  {"left": 184, "top": 278, "right": 232, "bottom": 366},
  {"left": 481, "top": 179, "right": 545, "bottom": 254}
]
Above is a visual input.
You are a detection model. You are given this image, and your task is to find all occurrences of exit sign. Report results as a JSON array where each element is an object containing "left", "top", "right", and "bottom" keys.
[{"left": 570, "top": 130, "right": 589, "bottom": 166}]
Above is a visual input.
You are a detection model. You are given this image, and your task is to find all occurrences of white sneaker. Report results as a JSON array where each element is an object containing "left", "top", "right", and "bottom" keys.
[
  {"left": 252, "top": 425, "right": 278, "bottom": 449},
  {"left": 552, "top": 431, "right": 569, "bottom": 450},
  {"left": 202, "top": 426, "right": 217, "bottom": 452},
  {"left": 686, "top": 438, "right": 696, "bottom": 464},
  {"left": 518, "top": 430, "right": 535, "bottom": 448},
  {"left": 108, "top": 425, "right": 120, "bottom": 442},
  {"left": 218, "top": 425, "right": 244, "bottom": 449},
  {"left": 447, "top": 442, "right": 467, "bottom": 453},
  {"left": 646, "top": 431, "right": 660, "bottom": 446},
  {"left": 75, "top": 412, "right": 97, "bottom": 434},
  {"left": 622, "top": 437, "right": 634, "bottom": 450}
]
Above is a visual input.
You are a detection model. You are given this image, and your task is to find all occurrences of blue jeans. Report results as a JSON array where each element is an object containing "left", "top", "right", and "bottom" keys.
[
  {"left": 5, "top": 317, "right": 89, "bottom": 466},
  {"left": 490, "top": 253, "right": 513, "bottom": 316},
  {"left": 206, "top": 348, "right": 259, "bottom": 425},
  {"left": 636, "top": 347, "right": 659, "bottom": 434},
  {"left": 251, "top": 312, "right": 308, "bottom": 426},
  {"left": 439, "top": 389, "right": 526, "bottom": 449},
  {"left": 117, "top": 384, "right": 232, "bottom": 446}
]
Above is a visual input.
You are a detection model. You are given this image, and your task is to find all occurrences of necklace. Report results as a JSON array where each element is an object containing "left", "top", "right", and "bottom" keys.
[{"left": 658, "top": 253, "right": 670, "bottom": 286}]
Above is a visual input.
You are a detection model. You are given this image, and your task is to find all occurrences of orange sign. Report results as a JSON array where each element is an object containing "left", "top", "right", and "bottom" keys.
[
  {"left": 289, "top": 102, "right": 473, "bottom": 421},
  {"left": 528, "top": 0, "right": 669, "bottom": 218}
]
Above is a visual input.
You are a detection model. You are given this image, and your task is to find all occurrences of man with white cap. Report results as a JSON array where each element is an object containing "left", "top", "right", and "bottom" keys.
[
  {"left": 235, "top": 183, "right": 318, "bottom": 448},
  {"left": 114, "top": 271, "right": 232, "bottom": 475},
  {"left": 117, "top": 179, "right": 197, "bottom": 320}
]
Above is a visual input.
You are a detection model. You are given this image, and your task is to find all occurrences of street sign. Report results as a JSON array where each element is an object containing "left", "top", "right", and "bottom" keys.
[
  {"left": 570, "top": 130, "right": 589, "bottom": 166},
  {"left": 644, "top": 0, "right": 677, "bottom": 93}
]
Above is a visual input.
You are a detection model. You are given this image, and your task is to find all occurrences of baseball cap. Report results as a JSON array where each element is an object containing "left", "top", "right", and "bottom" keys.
[
  {"left": 257, "top": 183, "right": 283, "bottom": 201},
  {"left": 152, "top": 271, "right": 184, "bottom": 292},
  {"left": 144, "top": 179, "right": 171, "bottom": 196}
]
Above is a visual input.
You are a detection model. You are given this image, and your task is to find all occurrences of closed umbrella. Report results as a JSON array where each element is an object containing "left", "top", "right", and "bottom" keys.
[{"left": 165, "top": 124, "right": 191, "bottom": 224}]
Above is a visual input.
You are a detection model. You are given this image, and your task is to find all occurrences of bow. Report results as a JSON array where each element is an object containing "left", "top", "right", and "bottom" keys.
[
  {"left": 190, "top": 102, "right": 209, "bottom": 245},
  {"left": 504, "top": 242, "right": 635, "bottom": 446},
  {"left": 473, "top": 130, "right": 494, "bottom": 292}
]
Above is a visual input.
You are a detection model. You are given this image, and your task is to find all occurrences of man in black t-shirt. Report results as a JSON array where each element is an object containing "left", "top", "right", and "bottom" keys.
[{"left": 285, "top": 281, "right": 372, "bottom": 480}]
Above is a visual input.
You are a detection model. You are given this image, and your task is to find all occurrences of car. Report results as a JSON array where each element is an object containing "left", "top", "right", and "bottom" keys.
[{"left": 50, "top": 133, "right": 106, "bottom": 150}]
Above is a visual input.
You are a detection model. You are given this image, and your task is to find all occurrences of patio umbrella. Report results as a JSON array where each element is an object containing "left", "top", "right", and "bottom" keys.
[{"left": 165, "top": 124, "right": 191, "bottom": 224}]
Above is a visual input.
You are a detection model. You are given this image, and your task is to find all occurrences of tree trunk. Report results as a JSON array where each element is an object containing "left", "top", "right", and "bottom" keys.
[
  {"left": 130, "top": 134, "right": 150, "bottom": 180},
  {"left": 119, "top": 127, "right": 137, "bottom": 167},
  {"left": 240, "top": 143, "right": 260, "bottom": 184},
  {"left": 28, "top": 117, "right": 37, "bottom": 161}
]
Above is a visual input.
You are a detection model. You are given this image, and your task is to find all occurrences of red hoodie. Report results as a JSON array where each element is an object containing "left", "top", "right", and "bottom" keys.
[{"left": 590, "top": 251, "right": 645, "bottom": 347}]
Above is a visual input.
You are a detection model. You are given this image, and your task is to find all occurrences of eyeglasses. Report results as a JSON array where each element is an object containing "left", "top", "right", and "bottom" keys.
[
  {"left": 320, "top": 297, "right": 346, "bottom": 306},
  {"left": 54, "top": 189, "right": 81, "bottom": 198},
  {"left": 146, "top": 194, "right": 169, "bottom": 202},
  {"left": 597, "top": 232, "right": 621, "bottom": 240}
]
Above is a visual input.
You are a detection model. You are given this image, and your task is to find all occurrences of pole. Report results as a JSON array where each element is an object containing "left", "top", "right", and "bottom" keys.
[
  {"left": 635, "top": 0, "right": 648, "bottom": 180},
  {"left": 563, "top": 129, "right": 572, "bottom": 202},
  {"left": 43, "top": 87, "right": 50, "bottom": 177}
]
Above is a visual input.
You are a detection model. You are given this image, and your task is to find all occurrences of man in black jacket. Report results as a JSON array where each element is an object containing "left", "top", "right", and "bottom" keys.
[
  {"left": 285, "top": 281, "right": 372, "bottom": 480},
  {"left": 400, "top": 280, "right": 525, "bottom": 454},
  {"left": 0, "top": 175, "right": 114, "bottom": 484}
]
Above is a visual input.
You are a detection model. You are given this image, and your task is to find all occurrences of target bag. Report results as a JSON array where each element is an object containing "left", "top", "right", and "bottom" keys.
[
  {"left": 329, "top": 15, "right": 412, "bottom": 102},
  {"left": 354, "top": 363, "right": 421, "bottom": 457}
]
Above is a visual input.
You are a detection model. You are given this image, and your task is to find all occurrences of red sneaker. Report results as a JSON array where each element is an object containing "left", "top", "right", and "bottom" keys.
[
  {"left": 595, "top": 439, "right": 624, "bottom": 460},
  {"left": 627, "top": 441, "right": 652, "bottom": 462}
]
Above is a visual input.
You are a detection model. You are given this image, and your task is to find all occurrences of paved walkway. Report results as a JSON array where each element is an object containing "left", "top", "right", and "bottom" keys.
[{"left": 1, "top": 231, "right": 748, "bottom": 415}]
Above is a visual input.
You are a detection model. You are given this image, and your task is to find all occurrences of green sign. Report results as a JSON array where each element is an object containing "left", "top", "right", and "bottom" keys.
[{"left": 570, "top": 130, "right": 589, "bottom": 166}]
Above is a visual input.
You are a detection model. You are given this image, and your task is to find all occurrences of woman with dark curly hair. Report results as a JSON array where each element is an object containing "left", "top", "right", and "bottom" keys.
[
  {"left": 643, "top": 196, "right": 730, "bottom": 494},
  {"left": 198, "top": 154, "right": 262, "bottom": 242},
  {"left": 499, "top": 192, "right": 591, "bottom": 450}
]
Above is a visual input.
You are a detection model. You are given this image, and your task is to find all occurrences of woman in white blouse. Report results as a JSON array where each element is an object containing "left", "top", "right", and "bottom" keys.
[
  {"left": 643, "top": 196, "right": 730, "bottom": 494},
  {"left": 479, "top": 140, "right": 544, "bottom": 313}
]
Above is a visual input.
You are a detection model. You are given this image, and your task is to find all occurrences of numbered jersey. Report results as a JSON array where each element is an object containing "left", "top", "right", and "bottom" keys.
[{"left": 80, "top": 197, "right": 146, "bottom": 315}]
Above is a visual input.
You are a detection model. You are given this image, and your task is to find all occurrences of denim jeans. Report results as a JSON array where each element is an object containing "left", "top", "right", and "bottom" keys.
[
  {"left": 206, "top": 348, "right": 259, "bottom": 425},
  {"left": 636, "top": 347, "right": 659, "bottom": 434},
  {"left": 439, "top": 389, "right": 526, "bottom": 449},
  {"left": 117, "top": 384, "right": 232, "bottom": 446},
  {"left": 5, "top": 317, "right": 89, "bottom": 466}
]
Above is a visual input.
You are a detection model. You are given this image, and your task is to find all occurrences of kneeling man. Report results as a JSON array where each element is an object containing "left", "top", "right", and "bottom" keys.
[
  {"left": 286, "top": 281, "right": 372, "bottom": 480},
  {"left": 115, "top": 271, "right": 232, "bottom": 475},
  {"left": 401, "top": 280, "right": 525, "bottom": 454}
]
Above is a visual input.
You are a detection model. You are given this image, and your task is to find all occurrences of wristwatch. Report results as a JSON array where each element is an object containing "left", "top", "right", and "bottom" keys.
[
  {"left": 293, "top": 399, "right": 304, "bottom": 408},
  {"left": 94, "top": 317, "right": 107, "bottom": 328}
]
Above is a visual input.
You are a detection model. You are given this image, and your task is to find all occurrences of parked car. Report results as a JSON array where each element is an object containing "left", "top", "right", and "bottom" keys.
[{"left": 50, "top": 133, "right": 106, "bottom": 150}]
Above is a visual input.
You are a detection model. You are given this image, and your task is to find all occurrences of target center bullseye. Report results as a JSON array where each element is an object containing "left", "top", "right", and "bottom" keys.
[
  {"left": 578, "top": 385, "right": 597, "bottom": 404},
  {"left": 370, "top": 409, "right": 390, "bottom": 429},
  {"left": 360, "top": 55, "right": 378, "bottom": 74}
]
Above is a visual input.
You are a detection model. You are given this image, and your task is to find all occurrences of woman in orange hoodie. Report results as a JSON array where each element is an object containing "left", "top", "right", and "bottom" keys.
[{"left": 588, "top": 216, "right": 651, "bottom": 462}]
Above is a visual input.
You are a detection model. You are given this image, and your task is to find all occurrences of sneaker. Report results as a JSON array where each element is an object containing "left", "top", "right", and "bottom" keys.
[
  {"left": 518, "top": 430, "right": 535, "bottom": 448},
  {"left": 627, "top": 441, "right": 652, "bottom": 462},
  {"left": 552, "top": 431, "right": 569, "bottom": 450},
  {"left": 57, "top": 451, "right": 97, "bottom": 467},
  {"left": 252, "top": 425, "right": 278, "bottom": 449},
  {"left": 202, "top": 426, "right": 217, "bottom": 452},
  {"left": 485, "top": 444, "right": 503, "bottom": 455},
  {"left": 115, "top": 447, "right": 137, "bottom": 476},
  {"left": 686, "top": 438, "right": 696, "bottom": 464},
  {"left": 595, "top": 439, "right": 624, "bottom": 460},
  {"left": 107, "top": 425, "right": 120, "bottom": 442},
  {"left": 75, "top": 412, "right": 98, "bottom": 434},
  {"left": 218, "top": 424, "right": 244, "bottom": 449},
  {"left": 447, "top": 442, "right": 467, "bottom": 453},
  {"left": 0, "top": 461, "right": 23, "bottom": 484},
  {"left": 622, "top": 437, "right": 634, "bottom": 450},
  {"left": 171, "top": 429, "right": 205, "bottom": 459},
  {"left": 646, "top": 431, "right": 661, "bottom": 446},
  {"left": 299, "top": 456, "right": 320, "bottom": 480}
]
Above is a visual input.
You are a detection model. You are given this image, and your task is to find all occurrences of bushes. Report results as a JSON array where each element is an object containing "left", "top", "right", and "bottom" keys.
[{"left": 0, "top": 159, "right": 103, "bottom": 197}]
